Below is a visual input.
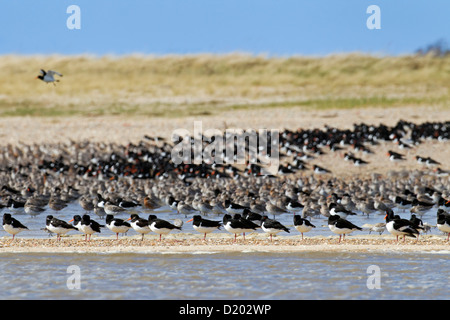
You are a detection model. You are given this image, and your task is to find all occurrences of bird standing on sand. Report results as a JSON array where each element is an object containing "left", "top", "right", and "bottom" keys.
[
  {"left": 148, "top": 215, "right": 182, "bottom": 241},
  {"left": 260, "top": 215, "right": 290, "bottom": 242},
  {"left": 36, "top": 69, "right": 63, "bottom": 86},
  {"left": 293, "top": 215, "right": 316, "bottom": 239},
  {"left": 328, "top": 214, "right": 362, "bottom": 243},
  {"left": 2, "top": 213, "right": 28, "bottom": 240},
  {"left": 106, "top": 215, "right": 131, "bottom": 240},
  {"left": 186, "top": 215, "right": 221, "bottom": 240},
  {"left": 70, "top": 214, "right": 104, "bottom": 241},
  {"left": 437, "top": 209, "right": 450, "bottom": 241},
  {"left": 127, "top": 214, "right": 151, "bottom": 241},
  {"left": 46, "top": 215, "right": 77, "bottom": 241},
  {"left": 384, "top": 209, "right": 420, "bottom": 242}
]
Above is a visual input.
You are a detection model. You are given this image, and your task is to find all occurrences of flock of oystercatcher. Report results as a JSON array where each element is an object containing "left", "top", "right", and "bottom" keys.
[{"left": 3, "top": 76, "right": 450, "bottom": 245}]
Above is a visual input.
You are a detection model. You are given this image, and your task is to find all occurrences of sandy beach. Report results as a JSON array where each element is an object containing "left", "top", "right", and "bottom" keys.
[{"left": 1, "top": 234, "right": 449, "bottom": 254}]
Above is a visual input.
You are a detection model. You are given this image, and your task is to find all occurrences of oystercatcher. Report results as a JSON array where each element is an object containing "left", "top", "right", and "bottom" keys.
[
  {"left": 117, "top": 198, "right": 139, "bottom": 209},
  {"left": 293, "top": 215, "right": 316, "bottom": 239},
  {"left": 328, "top": 215, "right": 362, "bottom": 243},
  {"left": 223, "top": 214, "right": 257, "bottom": 242},
  {"left": 2, "top": 213, "right": 28, "bottom": 240},
  {"left": 46, "top": 215, "right": 77, "bottom": 241},
  {"left": 36, "top": 69, "right": 63, "bottom": 86},
  {"left": 70, "top": 215, "right": 82, "bottom": 231},
  {"left": 6, "top": 198, "right": 25, "bottom": 210},
  {"left": 186, "top": 215, "right": 221, "bottom": 240},
  {"left": 127, "top": 214, "right": 151, "bottom": 241},
  {"left": 242, "top": 208, "right": 263, "bottom": 225},
  {"left": 72, "top": 214, "right": 104, "bottom": 241},
  {"left": 328, "top": 203, "right": 357, "bottom": 219},
  {"left": 260, "top": 215, "right": 290, "bottom": 241},
  {"left": 387, "top": 150, "right": 406, "bottom": 162},
  {"left": 224, "top": 200, "right": 249, "bottom": 215},
  {"left": 352, "top": 158, "right": 369, "bottom": 167},
  {"left": 425, "top": 157, "right": 441, "bottom": 168},
  {"left": 148, "top": 215, "right": 182, "bottom": 241},
  {"left": 313, "top": 165, "right": 331, "bottom": 175},
  {"left": 105, "top": 215, "right": 131, "bottom": 240},
  {"left": 437, "top": 209, "right": 450, "bottom": 241},
  {"left": 286, "top": 199, "right": 304, "bottom": 214},
  {"left": 384, "top": 209, "right": 420, "bottom": 242}
]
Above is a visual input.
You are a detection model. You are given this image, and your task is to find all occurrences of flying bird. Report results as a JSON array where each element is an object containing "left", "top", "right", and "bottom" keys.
[{"left": 36, "top": 69, "right": 63, "bottom": 86}]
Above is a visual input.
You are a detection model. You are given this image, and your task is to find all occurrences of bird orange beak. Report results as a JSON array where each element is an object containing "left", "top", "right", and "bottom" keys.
[
  {"left": 68, "top": 219, "right": 74, "bottom": 223},
  {"left": 126, "top": 217, "right": 132, "bottom": 221},
  {"left": 186, "top": 218, "right": 193, "bottom": 223},
  {"left": 384, "top": 214, "right": 387, "bottom": 220}
]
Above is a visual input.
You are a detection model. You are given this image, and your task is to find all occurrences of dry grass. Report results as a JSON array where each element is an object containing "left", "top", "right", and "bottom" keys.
[{"left": 0, "top": 53, "right": 449, "bottom": 117}]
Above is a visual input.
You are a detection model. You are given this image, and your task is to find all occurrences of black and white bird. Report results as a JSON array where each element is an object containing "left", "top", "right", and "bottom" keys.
[
  {"left": 186, "top": 215, "right": 221, "bottom": 240},
  {"left": 69, "top": 214, "right": 105, "bottom": 241},
  {"left": 70, "top": 215, "right": 82, "bottom": 231},
  {"left": 2, "top": 213, "right": 28, "bottom": 240},
  {"left": 328, "top": 214, "right": 362, "bottom": 243},
  {"left": 260, "top": 215, "right": 290, "bottom": 242},
  {"left": 437, "top": 209, "right": 450, "bottom": 241},
  {"left": 36, "top": 69, "right": 63, "bottom": 85},
  {"left": 313, "top": 165, "right": 331, "bottom": 175},
  {"left": 46, "top": 215, "right": 77, "bottom": 241},
  {"left": 328, "top": 203, "right": 357, "bottom": 219},
  {"left": 293, "top": 215, "right": 316, "bottom": 239},
  {"left": 105, "top": 215, "right": 131, "bottom": 240},
  {"left": 75, "top": 214, "right": 104, "bottom": 241},
  {"left": 384, "top": 209, "right": 420, "bottom": 242},
  {"left": 224, "top": 200, "right": 249, "bottom": 215},
  {"left": 127, "top": 214, "right": 151, "bottom": 241},
  {"left": 148, "top": 215, "right": 182, "bottom": 241},
  {"left": 387, "top": 150, "right": 406, "bottom": 162},
  {"left": 286, "top": 200, "right": 304, "bottom": 214},
  {"left": 223, "top": 214, "right": 258, "bottom": 242}
]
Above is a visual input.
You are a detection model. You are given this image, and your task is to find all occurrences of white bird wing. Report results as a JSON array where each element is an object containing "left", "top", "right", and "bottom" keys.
[{"left": 47, "top": 70, "right": 63, "bottom": 77}]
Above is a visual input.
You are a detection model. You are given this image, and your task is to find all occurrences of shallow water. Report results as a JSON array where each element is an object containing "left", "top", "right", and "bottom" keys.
[{"left": 0, "top": 251, "right": 448, "bottom": 300}]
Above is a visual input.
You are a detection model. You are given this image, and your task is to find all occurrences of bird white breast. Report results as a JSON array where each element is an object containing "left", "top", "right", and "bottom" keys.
[
  {"left": 193, "top": 225, "right": 217, "bottom": 234},
  {"left": 224, "top": 223, "right": 245, "bottom": 234},
  {"left": 437, "top": 222, "right": 450, "bottom": 233},
  {"left": 47, "top": 225, "right": 71, "bottom": 235},
  {"left": 328, "top": 224, "right": 353, "bottom": 235},
  {"left": 294, "top": 225, "right": 313, "bottom": 233},
  {"left": 149, "top": 223, "right": 171, "bottom": 235},
  {"left": 261, "top": 225, "right": 282, "bottom": 235},
  {"left": 386, "top": 221, "right": 405, "bottom": 236},
  {"left": 3, "top": 224, "right": 24, "bottom": 235},
  {"left": 131, "top": 222, "right": 151, "bottom": 234},
  {"left": 107, "top": 222, "right": 130, "bottom": 234}
]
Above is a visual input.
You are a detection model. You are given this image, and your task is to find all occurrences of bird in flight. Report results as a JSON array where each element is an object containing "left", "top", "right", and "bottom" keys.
[{"left": 36, "top": 69, "right": 63, "bottom": 86}]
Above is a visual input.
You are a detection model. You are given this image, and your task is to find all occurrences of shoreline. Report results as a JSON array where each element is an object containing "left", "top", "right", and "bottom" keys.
[{"left": 1, "top": 235, "right": 449, "bottom": 254}]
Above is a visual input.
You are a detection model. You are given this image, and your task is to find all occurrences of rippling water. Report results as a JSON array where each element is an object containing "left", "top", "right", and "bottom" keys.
[
  {"left": 0, "top": 251, "right": 448, "bottom": 300},
  {"left": 1, "top": 203, "right": 449, "bottom": 300}
]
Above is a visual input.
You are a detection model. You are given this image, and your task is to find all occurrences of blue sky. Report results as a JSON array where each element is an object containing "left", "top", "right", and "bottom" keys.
[{"left": 0, "top": 0, "right": 449, "bottom": 56}]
